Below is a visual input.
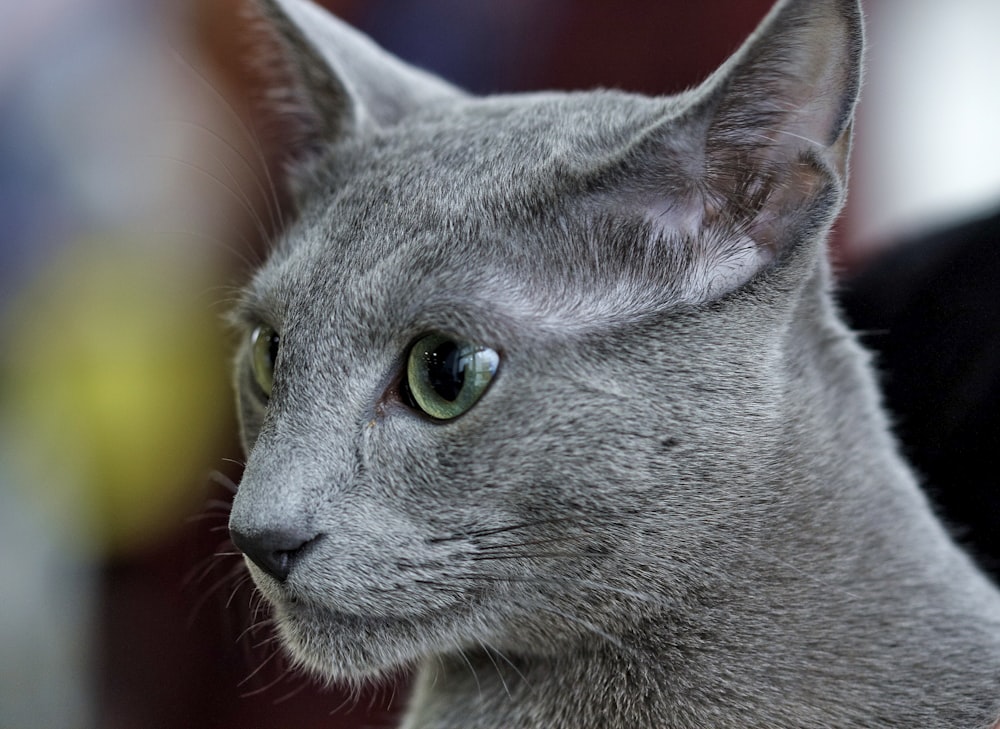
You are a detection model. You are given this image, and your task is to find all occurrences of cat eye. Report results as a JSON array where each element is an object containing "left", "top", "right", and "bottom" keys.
[
  {"left": 250, "top": 324, "right": 280, "bottom": 398},
  {"left": 404, "top": 333, "right": 499, "bottom": 420}
]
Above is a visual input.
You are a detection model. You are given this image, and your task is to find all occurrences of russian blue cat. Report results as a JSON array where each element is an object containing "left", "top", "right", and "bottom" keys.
[{"left": 227, "top": 0, "right": 1000, "bottom": 726}]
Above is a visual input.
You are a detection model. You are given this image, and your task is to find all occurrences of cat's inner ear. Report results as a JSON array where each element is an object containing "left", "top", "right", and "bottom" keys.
[
  {"left": 253, "top": 0, "right": 464, "bottom": 151},
  {"left": 615, "top": 0, "right": 863, "bottom": 304}
]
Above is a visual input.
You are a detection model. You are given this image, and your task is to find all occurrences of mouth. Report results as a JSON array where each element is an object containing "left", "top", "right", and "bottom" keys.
[{"left": 238, "top": 550, "right": 534, "bottom": 681}]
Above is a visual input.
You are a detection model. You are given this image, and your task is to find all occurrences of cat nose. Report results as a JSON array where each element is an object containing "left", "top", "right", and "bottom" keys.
[{"left": 229, "top": 526, "right": 316, "bottom": 583}]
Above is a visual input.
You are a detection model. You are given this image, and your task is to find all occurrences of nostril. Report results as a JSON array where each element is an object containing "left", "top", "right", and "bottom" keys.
[{"left": 229, "top": 527, "right": 317, "bottom": 583}]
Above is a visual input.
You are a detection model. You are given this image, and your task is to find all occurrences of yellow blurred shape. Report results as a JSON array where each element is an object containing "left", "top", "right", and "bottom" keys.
[{"left": 1, "top": 237, "right": 232, "bottom": 556}]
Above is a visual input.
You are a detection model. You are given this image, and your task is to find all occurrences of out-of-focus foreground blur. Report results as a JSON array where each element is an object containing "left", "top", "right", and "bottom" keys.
[{"left": 0, "top": 1, "right": 997, "bottom": 727}]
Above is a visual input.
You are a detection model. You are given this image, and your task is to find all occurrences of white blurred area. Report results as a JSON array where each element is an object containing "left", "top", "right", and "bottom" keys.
[
  {"left": 0, "top": 0, "right": 234, "bottom": 727},
  {"left": 849, "top": 0, "right": 1000, "bottom": 252}
]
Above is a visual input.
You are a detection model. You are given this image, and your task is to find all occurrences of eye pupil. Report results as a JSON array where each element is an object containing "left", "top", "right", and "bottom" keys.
[
  {"left": 267, "top": 332, "right": 280, "bottom": 370},
  {"left": 424, "top": 340, "right": 464, "bottom": 401}
]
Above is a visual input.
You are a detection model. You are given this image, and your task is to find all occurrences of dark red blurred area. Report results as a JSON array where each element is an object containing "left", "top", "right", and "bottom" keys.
[
  {"left": 99, "top": 469, "right": 403, "bottom": 728},
  {"left": 528, "top": 2, "right": 775, "bottom": 94}
]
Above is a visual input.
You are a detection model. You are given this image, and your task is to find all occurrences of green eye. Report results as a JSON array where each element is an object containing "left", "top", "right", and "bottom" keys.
[
  {"left": 250, "top": 324, "right": 280, "bottom": 397},
  {"left": 405, "top": 333, "right": 499, "bottom": 420}
]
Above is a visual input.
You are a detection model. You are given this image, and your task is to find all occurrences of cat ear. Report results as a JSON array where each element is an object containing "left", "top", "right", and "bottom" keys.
[
  {"left": 614, "top": 0, "right": 863, "bottom": 304},
  {"left": 253, "top": 0, "right": 463, "bottom": 147}
]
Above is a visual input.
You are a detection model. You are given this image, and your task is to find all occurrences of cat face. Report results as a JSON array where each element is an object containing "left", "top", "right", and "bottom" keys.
[{"left": 229, "top": 0, "right": 862, "bottom": 682}]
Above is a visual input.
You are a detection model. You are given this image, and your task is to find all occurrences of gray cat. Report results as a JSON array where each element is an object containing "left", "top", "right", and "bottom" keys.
[{"left": 226, "top": 0, "right": 1000, "bottom": 726}]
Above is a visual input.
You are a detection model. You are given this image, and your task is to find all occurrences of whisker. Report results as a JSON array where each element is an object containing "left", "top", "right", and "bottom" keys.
[
  {"left": 238, "top": 616, "right": 275, "bottom": 644},
  {"left": 238, "top": 640, "right": 285, "bottom": 689},
  {"left": 187, "top": 570, "right": 246, "bottom": 627},
  {"left": 474, "top": 535, "right": 588, "bottom": 552},
  {"left": 476, "top": 640, "right": 512, "bottom": 699},
  {"left": 470, "top": 551, "right": 589, "bottom": 562},
  {"left": 227, "top": 571, "right": 254, "bottom": 609},
  {"left": 250, "top": 589, "right": 270, "bottom": 627},
  {"left": 182, "top": 541, "right": 234, "bottom": 587},
  {"left": 241, "top": 653, "right": 295, "bottom": 698},
  {"left": 385, "top": 679, "right": 400, "bottom": 715},
  {"left": 328, "top": 686, "right": 362, "bottom": 717},
  {"left": 145, "top": 154, "right": 273, "bottom": 246},
  {"left": 441, "top": 512, "right": 862, "bottom": 604},
  {"left": 451, "top": 640, "right": 482, "bottom": 697},
  {"left": 160, "top": 117, "right": 282, "bottom": 233},
  {"left": 479, "top": 640, "right": 530, "bottom": 693},
  {"left": 272, "top": 678, "right": 308, "bottom": 705},
  {"left": 167, "top": 45, "right": 286, "bottom": 232},
  {"left": 252, "top": 632, "right": 280, "bottom": 651},
  {"left": 184, "top": 509, "right": 227, "bottom": 526},
  {"left": 203, "top": 497, "right": 235, "bottom": 513},
  {"left": 428, "top": 517, "right": 575, "bottom": 544}
]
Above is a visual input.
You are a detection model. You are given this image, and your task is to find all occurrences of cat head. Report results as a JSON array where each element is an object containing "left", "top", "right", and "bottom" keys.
[{"left": 229, "top": 0, "right": 863, "bottom": 682}]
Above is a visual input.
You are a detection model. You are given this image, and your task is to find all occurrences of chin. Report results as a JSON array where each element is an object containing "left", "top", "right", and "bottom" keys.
[{"left": 269, "top": 596, "right": 475, "bottom": 684}]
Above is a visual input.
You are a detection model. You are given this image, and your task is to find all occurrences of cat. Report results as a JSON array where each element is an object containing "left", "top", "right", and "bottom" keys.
[{"left": 226, "top": 0, "right": 1000, "bottom": 726}]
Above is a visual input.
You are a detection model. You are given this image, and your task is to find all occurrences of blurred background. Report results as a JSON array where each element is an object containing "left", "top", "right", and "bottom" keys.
[{"left": 0, "top": 0, "right": 997, "bottom": 727}]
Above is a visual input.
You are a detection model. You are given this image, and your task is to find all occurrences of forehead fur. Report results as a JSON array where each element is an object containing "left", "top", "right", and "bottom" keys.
[
  {"left": 292, "top": 90, "right": 679, "bottom": 232},
  {"left": 241, "top": 90, "right": 715, "bottom": 337}
]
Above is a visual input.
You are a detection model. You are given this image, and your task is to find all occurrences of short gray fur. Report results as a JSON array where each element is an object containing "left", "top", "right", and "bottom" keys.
[{"left": 227, "top": 0, "right": 1000, "bottom": 726}]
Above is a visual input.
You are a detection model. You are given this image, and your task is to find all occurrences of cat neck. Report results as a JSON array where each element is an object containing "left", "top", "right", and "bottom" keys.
[{"left": 404, "top": 559, "right": 1000, "bottom": 728}]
